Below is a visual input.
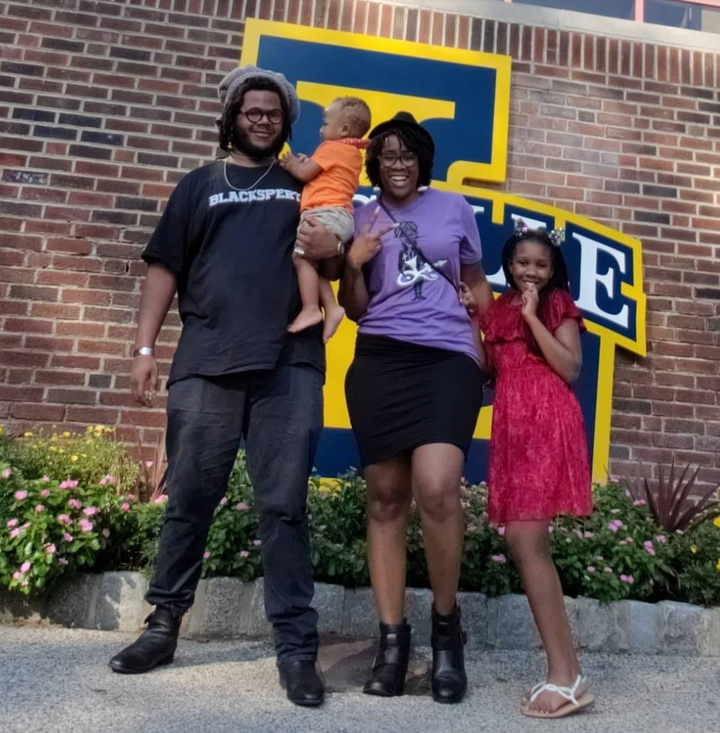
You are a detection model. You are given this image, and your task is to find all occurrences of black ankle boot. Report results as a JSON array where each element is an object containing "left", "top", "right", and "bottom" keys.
[
  {"left": 431, "top": 605, "right": 467, "bottom": 704},
  {"left": 109, "top": 607, "right": 181, "bottom": 674},
  {"left": 363, "top": 620, "right": 412, "bottom": 697},
  {"left": 278, "top": 660, "right": 325, "bottom": 707}
]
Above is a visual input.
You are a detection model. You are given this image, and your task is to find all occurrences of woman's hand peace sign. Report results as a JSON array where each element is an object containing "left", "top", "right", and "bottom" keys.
[{"left": 346, "top": 208, "right": 394, "bottom": 272}]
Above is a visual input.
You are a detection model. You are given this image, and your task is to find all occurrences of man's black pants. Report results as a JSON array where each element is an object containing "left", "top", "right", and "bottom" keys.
[{"left": 145, "top": 364, "right": 323, "bottom": 663}]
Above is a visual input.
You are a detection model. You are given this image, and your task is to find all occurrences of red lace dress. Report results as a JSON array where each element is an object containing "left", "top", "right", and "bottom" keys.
[{"left": 479, "top": 289, "right": 593, "bottom": 524}]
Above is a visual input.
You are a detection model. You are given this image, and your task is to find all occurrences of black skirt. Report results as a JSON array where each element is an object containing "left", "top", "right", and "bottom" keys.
[{"left": 345, "top": 334, "right": 485, "bottom": 467}]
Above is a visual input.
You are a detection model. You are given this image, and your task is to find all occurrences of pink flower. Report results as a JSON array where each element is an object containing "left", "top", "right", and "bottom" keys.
[
  {"left": 619, "top": 540, "right": 627, "bottom": 546},
  {"left": 491, "top": 554, "right": 507, "bottom": 564},
  {"left": 45, "top": 543, "right": 56, "bottom": 555},
  {"left": 467, "top": 524, "right": 477, "bottom": 533},
  {"left": 587, "top": 566, "right": 596, "bottom": 573},
  {"left": 656, "top": 535, "right": 666, "bottom": 544},
  {"left": 58, "top": 558, "right": 69, "bottom": 566},
  {"left": 102, "top": 528, "right": 110, "bottom": 538},
  {"left": 584, "top": 531, "right": 594, "bottom": 538},
  {"left": 13, "top": 490, "right": 27, "bottom": 501},
  {"left": 68, "top": 499, "right": 82, "bottom": 510},
  {"left": 252, "top": 540, "right": 261, "bottom": 547},
  {"left": 497, "top": 526, "right": 506, "bottom": 536},
  {"left": 644, "top": 540, "right": 655, "bottom": 556},
  {"left": 83, "top": 507, "right": 99, "bottom": 517},
  {"left": 125, "top": 494, "right": 136, "bottom": 502},
  {"left": 12, "top": 571, "right": 22, "bottom": 581},
  {"left": 120, "top": 503, "right": 130, "bottom": 511},
  {"left": 78, "top": 519, "right": 94, "bottom": 533},
  {"left": 6, "top": 519, "right": 18, "bottom": 528},
  {"left": 236, "top": 502, "right": 248, "bottom": 512},
  {"left": 153, "top": 495, "right": 167, "bottom": 504},
  {"left": 203, "top": 552, "right": 211, "bottom": 560},
  {"left": 9, "top": 528, "right": 20, "bottom": 539},
  {"left": 1, "top": 468, "right": 12, "bottom": 480},
  {"left": 105, "top": 475, "right": 116, "bottom": 484},
  {"left": 239, "top": 551, "right": 250, "bottom": 558},
  {"left": 20, "top": 561, "right": 31, "bottom": 573},
  {"left": 60, "top": 479, "right": 79, "bottom": 490},
  {"left": 633, "top": 499, "right": 647, "bottom": 506},
  {"left": 220, "top": 497, "right": 228, "bottom": 506},
  {"left": 98, "top": 478, "right": 107, "bottom": 486},
  {"left": 41, "top": 475, "right": 50, "bottom": 483},
  {"left": 35, "top": 504, "right": 45, "bottom": 513},
  {"left": 610, "top": 509, "right": 620, "bottom": 514},
  {"left": 40, "top": 489, "right": 50, "bottom": 498},
  {"left": 58, "top": 514, "right": 71, "bottom": 525},
  {"left": 603, "top": 567, "right": 613, "bottom": 573},
  {"left": 63, "top": 532, "right": 73, "bottom": 542},
  {"left": 608, "top": 523, "right": 619, "bottom": 533},
  {"left": 620, "top": 574, "right": 635, "bottom": 585}
]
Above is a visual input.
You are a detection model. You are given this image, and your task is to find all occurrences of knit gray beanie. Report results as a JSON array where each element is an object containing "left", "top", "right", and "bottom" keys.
[{"left": 218, "top": 65, "right": 300, "bottom": 125}]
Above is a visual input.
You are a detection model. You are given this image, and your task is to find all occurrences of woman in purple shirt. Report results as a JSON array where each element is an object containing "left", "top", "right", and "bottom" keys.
[{"left": 340, "top": 113, "right": 494, "bottom": 704}]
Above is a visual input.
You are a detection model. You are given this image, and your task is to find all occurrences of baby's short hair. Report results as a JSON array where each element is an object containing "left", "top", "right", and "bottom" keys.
[{"left": 334, "top": 96, "right": 372, "bottom": 138}]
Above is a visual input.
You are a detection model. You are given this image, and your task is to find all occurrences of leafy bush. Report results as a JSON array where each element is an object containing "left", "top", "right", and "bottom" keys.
[
  {"left": 552, "top": 483, "right": 675, "bottom": 603},
  {"left": 622, "top": 459, "right": 718, "bottom": 532},
  {"left": 1, "top": 424, "right": 719, "bottom": 607},
  {"left": 0, "top": 426, "right": 137, "bottom": 492},
  {"left": 0, "top": 462, "right": 118, "bottom": 594},
  {"left": 670, "top": 518, "right": 720, "bottom": 607}
]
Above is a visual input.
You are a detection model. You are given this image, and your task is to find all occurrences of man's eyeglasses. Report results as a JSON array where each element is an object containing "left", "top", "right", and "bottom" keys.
[
  {"left": 240, "top": 107, "right": 284, "bottom": 125},
  {"left": 378, "top": 152, "right": 419, "bottom": 167}
]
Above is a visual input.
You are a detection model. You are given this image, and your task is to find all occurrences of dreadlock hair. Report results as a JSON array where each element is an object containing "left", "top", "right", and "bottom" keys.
[
  {"left": 216, "top": 77, "right": 292, "bottom": 157},
  {"left": 501, "top": 227, "right": 572, "bottom": 330},
  {"left": 365, "top": 124, "right": 434, "bottom": 189}
]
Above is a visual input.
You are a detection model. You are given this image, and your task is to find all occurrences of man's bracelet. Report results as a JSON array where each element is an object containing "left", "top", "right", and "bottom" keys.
[
  {"left": 133, "top": 347, "right": 154, "bottom": 357},
  {"left": 336, "top": 238, "right": 345, "bottom": 256}
]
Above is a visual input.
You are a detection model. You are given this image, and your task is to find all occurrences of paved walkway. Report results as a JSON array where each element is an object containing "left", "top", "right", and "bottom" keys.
[{"left": 1, "top": 624, "right": 719, "bottom": 733}]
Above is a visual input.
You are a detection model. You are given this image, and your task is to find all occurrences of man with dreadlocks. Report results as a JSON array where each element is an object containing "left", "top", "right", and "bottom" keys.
[{"left": 108, "top": 66, "right": 341, "bottom": 707}]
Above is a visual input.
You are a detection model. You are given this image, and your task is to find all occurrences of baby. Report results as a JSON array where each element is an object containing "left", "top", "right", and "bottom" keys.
[{"left": 281, "top": 96, "right": 371, "bottom": 342}]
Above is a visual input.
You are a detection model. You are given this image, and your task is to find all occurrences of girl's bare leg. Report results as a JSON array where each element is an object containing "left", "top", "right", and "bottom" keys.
[{"left": 505, "top": 520, "right": 586, "bottom": 713}]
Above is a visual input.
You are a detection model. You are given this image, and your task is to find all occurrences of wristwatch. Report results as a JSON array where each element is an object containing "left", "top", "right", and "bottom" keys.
[{"left": 133, "top": 347, "right": 154, "bottom": 357}]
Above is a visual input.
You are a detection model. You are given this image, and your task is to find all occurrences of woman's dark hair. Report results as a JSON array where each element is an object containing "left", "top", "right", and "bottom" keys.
[
  {"left": 216, "top": 78, "right": 291, "bottom": 156},
  {"left": 365, "top": 124, "right": 434, "bottom": 189}
]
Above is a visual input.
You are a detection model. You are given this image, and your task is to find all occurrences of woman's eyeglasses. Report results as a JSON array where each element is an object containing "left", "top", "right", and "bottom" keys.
[
  {"left": 378, "top": 152, "right": 419, "bottom": 167},
  {"left": 240, "top": 107, "right": 284, "bottom": 125}
]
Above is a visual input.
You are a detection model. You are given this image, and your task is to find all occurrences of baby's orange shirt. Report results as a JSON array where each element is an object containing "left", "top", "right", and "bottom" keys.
[{"left": 300, "top": 140, "right": 363, "bottom": 214}]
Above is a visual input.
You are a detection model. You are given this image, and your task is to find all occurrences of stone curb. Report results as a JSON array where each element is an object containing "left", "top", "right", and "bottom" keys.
[{"left": 1, "top": 572, "right": 719, "bottom": 656}]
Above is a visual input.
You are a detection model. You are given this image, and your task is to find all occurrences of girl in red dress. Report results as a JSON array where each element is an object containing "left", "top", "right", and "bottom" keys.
[{"left": 461, "top": 223, "right": 594, "bottom": 719}]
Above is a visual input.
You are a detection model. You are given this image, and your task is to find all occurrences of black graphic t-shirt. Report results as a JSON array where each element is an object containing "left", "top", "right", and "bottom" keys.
[{"left": 142, "top": 161, "right": 325, "bottom": 385}]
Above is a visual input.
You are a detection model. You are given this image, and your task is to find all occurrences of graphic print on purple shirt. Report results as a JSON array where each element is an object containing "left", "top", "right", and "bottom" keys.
[{"left": 354, "top": 188, "right": 483, "bottom": 365}]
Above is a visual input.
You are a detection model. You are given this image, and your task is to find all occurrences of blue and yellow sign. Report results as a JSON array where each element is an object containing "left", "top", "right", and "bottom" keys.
[{"left": 240, "top": 20, "right": 646, "bottom": 483}]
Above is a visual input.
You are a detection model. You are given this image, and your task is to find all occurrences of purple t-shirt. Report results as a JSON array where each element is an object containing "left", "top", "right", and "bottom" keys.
[{"left": 354, "top": 188, "right": 482, "bottom": 364}]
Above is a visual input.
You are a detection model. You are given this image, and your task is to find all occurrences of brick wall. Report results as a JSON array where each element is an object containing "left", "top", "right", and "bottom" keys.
[{"left": 0, "top": 0, "right": 719, "bottom": 486}]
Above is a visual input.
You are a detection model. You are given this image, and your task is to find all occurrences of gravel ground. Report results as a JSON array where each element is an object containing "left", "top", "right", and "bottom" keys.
[{"left": 1, "top": 624, "right": 719, "bottom": 733}]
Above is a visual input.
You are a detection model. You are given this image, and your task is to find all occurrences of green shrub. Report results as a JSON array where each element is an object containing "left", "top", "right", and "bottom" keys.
[
  {"left": 670, "top": 518, "right": 720, "bottom": 607},
  {"left": 0, "top": 461, "right": 119, "bottom": 594},
  {"left": 551, "top": 483, "right": 675, "bottom": 603},
  {"left": 1, "top": 424, "right": 719, "bottom": 608}
]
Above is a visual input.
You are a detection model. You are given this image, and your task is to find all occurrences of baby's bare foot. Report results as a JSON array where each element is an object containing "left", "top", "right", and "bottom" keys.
[
  {"left": 322, "top": 305, "right": 345, "bottom": 343},
  {"left": 288, "top": 306, "right": 323, "bottom": 334}
]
